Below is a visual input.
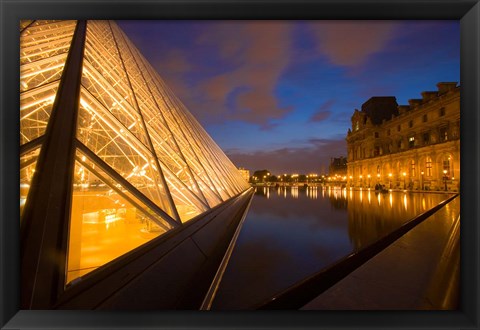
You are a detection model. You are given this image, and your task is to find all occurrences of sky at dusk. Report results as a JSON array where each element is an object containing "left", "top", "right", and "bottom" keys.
[{"left": 117, "top": 20, "right": 460, "bottom": 175}]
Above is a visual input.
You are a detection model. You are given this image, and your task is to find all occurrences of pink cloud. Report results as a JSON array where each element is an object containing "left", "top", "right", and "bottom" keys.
[
  {"left": 196, "top": 21, "right": 294, "bottom": 127},
  {"left": 310, "top": 99, "right": 335, "bottom": 122},
  {"left": 151, "top": 48, "right": 192, "bottom": 102},
  {"left": 310, "top": 21, "right": 398, "bottom": 67}
]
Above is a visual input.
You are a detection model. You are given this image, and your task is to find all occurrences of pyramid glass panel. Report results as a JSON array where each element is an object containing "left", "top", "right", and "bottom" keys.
[
  {"left": 20, "top": 20, "right": 76, "bottom": 145},
  {"left": 20, "top": 147, "right": 41, "bottom": 217},
  {"left": 20, "top": 20, "right": 34, "bottom": 31},
  {"left": 77, "top": 87, "right": 177, "bottom": 219},
  {"left": 67, "top": 150, "right": 174, "bottom": 283}
]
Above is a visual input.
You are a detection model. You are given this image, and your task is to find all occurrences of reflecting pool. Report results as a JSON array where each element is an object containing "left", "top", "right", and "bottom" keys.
[{"left": 211, "top": 186, "right": 454, "bottom": 309}]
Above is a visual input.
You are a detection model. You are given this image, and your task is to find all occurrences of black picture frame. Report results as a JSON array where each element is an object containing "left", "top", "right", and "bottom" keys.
[{"left": 1, "top": 0, "right": 479, "bottom": 329}]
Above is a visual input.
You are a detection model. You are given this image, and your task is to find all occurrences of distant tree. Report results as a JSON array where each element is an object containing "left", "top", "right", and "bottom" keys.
[
  {"left": 252, "top": 169, "right": 271, "bottom": 182},
  {"left": 268, "top": 175, "right": 278, "bottom": 183},
  {"left": 298, "top": 174, "right": 307, "bottom": 182}
]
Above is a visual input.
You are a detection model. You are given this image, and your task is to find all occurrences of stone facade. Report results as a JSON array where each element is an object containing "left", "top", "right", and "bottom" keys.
[{"left": 346, "top": 82, "right": 460, "bottom": 191}]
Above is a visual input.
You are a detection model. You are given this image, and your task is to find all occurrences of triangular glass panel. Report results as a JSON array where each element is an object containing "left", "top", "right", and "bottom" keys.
[
  {"left": 81, "top": 21, "right": 151, "bottom": 148},
  {"left": 20, "top": 146, "right": 41, "bottom": 217},
  {"left": 66, "top": 150, "right": 175, "bottom": 284}
]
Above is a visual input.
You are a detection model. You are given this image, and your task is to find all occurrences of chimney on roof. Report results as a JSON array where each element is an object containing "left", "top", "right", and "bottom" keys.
[
  {"left": 436, "top": 82, "right": 457, "bottom": 94},
  {"left": 421, "top": 91, "right": 438, "bottom": 102},
  {"left": 398, "top": 105, "right": 410, "bottom": 114},
  {"left": 408, "top": 99, "right": 422, "bottom": 107}
]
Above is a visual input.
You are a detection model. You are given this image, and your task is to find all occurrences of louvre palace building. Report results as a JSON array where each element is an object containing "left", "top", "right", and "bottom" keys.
[{"left": 346, "top": 82, "right": 460, "bottom": 191}]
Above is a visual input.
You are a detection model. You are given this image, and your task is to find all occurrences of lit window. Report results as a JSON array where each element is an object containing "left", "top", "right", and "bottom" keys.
[
  {"left": 408, "top": 136, "right": 415, "bottom": 148},
  {"left": 426, "top": 157, "right": 432, "bottom": 177},
  {"left": 410, "top": 160, "right": 416, "bottom": 177},
  {"left": 440, "top": 127, "right": 448, "bottom": 141}
]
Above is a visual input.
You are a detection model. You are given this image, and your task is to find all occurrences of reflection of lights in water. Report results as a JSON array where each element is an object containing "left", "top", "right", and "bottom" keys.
[
  {"left": 389, "top": 193, "right": 393, "bottom": 207},
  {"left": 291, "top": 186, "right": 298, "bottom": 199},
  {"left": 377, "top": 192, "right": 381, "bottom": 205},
  {"left": 266, "top": 187, "right": 270, "bottom": 199},
  {"left": 342, "top": 188, "right": 347, "bottom": 199},
  {"left": 322, "top": 188, "right": 325, "bottom": 198},
  {"left": 367, "top": 191, "right": 371, "bottom": 204},
  {"left": 284, "top": 188, "right": 287, "bottom": 198},
  {"left": 360, "top": 190, "right": 363, "bottom": 203},
  {"left": 349, "top": 189, "right": 353, "bottom": 200},
  {"left": 307, "top": 186, "right": 318, "bottom": 199},
  {"left": 403, "top": 194, "right": 408, "bottom": 210},
  {"left": 422, "top": 197, "right": 426, "bottom": 210}
]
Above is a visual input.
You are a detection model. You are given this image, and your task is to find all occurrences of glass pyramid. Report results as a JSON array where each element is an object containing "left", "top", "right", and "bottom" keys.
[{"left": 20, "top": 20, "right": 250, "bottom": 284}]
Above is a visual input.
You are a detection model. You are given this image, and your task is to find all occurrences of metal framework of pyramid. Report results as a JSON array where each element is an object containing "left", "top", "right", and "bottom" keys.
[{"left": 20, "top": 20, "right": 249, "bottom": 285}]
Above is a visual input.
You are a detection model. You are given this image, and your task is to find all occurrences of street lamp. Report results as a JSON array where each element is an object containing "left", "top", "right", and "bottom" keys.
[
  {"left": 421, "top": 171, "right": 424, "bottom": 190},
  {"left": 443, "top": 169, "right": 448, "bottom": 191},
  {"left": 388, "top": 173, "right": 392, "bottom": 189},
  {"left": 402, "top": 172, "right": 406, "bottom": 190}
]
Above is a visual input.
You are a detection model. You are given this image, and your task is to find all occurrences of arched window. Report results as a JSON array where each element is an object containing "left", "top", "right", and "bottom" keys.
[{"left": 426, "top": 157, "right": 432, "bottom": 177}]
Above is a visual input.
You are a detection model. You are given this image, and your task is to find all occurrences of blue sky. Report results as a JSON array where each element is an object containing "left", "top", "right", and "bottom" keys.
[{"left": 117, "top": 20, "right": 460, "bottom": 175}]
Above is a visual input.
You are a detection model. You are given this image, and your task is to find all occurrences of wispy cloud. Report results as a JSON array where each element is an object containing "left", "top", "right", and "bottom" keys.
[
  {"left": 310, "top": 99, "right": 335, "bottom": 122},
  {"left": 195, "top": 21, "right": 295, "bottom": 128},
  {"left": 310, "top": 21, "right": 398, "bottom": 68}
]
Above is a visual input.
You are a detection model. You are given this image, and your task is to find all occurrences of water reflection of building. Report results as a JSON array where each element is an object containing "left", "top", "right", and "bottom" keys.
[
  {"left": 346, "top": 191, "right": 433, "bottom": 250},
  {"left": 346, "top": 83, "right": 460, "bottom": 191},
  {"left": 326, "top": 187, "right": 348, "bottom": 209}
]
